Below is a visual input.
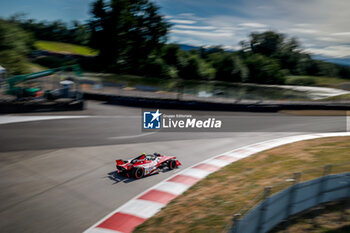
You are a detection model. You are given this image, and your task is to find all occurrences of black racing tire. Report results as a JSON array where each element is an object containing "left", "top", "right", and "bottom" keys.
[
  {"left": 168, "top": 159, "right": 177, "bottom": 170},
  {"left": 133, "top": 167, "right": 145, "bottom": 179}
]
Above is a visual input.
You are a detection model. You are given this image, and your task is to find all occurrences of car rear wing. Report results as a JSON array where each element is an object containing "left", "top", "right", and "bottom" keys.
[{"left": 116, "top": 159, "right": 125, "bottom": 165}]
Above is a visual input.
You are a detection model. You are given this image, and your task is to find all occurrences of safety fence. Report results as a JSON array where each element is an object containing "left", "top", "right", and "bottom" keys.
[
  {"left": 229, "top": 164, "right": 350, "bottom": 233},
  {"left": 80, "top": 76, "right": 317, "bottom": 101}
]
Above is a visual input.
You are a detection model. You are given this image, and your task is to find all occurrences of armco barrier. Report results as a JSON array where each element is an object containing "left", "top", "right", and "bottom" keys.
[
  {"left": 0, "top": 99, "right": 84, "bottom": 113},
  {"left": 230, "top": 172, "right": 350, "bottom": 233},
  {"left": 83, "top": 92, "right": 350, "bottom": 112}
]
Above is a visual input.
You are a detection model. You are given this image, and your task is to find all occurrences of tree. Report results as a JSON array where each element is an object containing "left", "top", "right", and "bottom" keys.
[
  {"left": 274, "top": 37, "right": 303, "bottom": 74},
  {"left": 244, "top": 53, "right": 286, "bottom": 84},
  {"left": 89, "top": 0, "right": 169, "bottom": 72},
  {"left": 208, "top": 52, "right": 248, "bottom": 82},
  {"left": 177, "top": 51, "right": 201, "bottom": 80},
  {"left": 70, "top": 21, "right": 90, "bottom": 45},
  {"left": 249, "top": 31, "right": 285, "bottom": 57},
  {"left": 8, "top": 15, "right": 91, "bottom": 46},
  {"left": 338, "top": 65, "right": 350, "bottom": 79},
  {"left": 199, "top": 46, "right": 224, "bottom": 59},
  {"left": 0, "top": 19, "right": 33, "bottom": 75},
  {"left": 241, "top": 31, "right": 306, "bottom": 76},
  {"left": 161, "top": 44, "right": 180, "bottom": 66},
  {"left": 176, "top": 50, "right": 215, "bottom": 80}
]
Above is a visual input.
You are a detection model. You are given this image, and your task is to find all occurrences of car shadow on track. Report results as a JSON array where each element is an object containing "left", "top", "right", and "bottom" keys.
[
  {"left": 106, "top": 168, "right": 175, "bottom": 184},
  {"left": 107, "top": 171, "right": 135, "bottom": 184}
]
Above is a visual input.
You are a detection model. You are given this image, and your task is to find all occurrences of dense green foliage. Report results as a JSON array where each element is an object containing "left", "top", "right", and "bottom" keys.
[
  {"left": 150, "top": 31, "right": 350, "bottom": 84},
  {"left": 243, "top": 53, "right": 286, "bottom": 84},
  {"left": 239, "top": 31, "right": 350, "bottom": 83},
  {"left": 8, "top": 14, "right": 91, "bottom": 46},
  {"left": 207, "top": 52, "right": 247, "bottom": 82},
  {"left": 89, "top": 0, "right": 169, "bottom": 73},
  {"left": 1, "top": 3, "right": 350, "bottom": 83},
  {"left": 0, "top": 19, "right": 34, "bottom": 75}
]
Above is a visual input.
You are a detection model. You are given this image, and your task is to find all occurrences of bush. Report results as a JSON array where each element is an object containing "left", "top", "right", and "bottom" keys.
[
  {"left": 141, "top": 56, "right": 170, "bottom": 78},
  {"left": 0, "top": 50, "right": 29, "bottom": 75},
  {"left": 208, "top": 53, "right": 248, "bottom": 82},
  {"left": 244, "top": 53, "right": 286, "bottom": 84},
  {"left": 177, "top": 52, "right": 210, "bottom": 80},
  {"left": 0, "top": 19, "right": 34, "bottom": 75}
]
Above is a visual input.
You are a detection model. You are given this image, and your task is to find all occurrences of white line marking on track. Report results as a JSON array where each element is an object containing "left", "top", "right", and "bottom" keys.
[
  {"left": 154, "top": 182, "right": 190, "bottom": 195},
  {"left": 181, "top": 168, "right": 212, "bottom": 179},
  {"left": 86, "top": 228, "right": 122, "bottom": 233},
  {"left": 118, "top": 199, "right": 165, "bottom": 219},
  {"left": 0, "top": 115, "right": 90, "bottom": 125},
  {"left": 107, "top": 132, "right": 156, "bottom": 140},
  {"left": 205, "top": 159, "right": 231, "bottom": 167},
  {"left": 224, "top": 151, "right": 252, "bottom": 158}
]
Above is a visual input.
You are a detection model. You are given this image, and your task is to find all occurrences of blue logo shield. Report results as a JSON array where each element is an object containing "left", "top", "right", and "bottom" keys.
[{"left": 143, "top": 109, "right": 162, "bottom": 129}]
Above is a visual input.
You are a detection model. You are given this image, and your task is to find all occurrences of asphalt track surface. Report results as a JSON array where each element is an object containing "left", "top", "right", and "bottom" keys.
[{"left": 0, "top": 101, "right": 346, "bottom": 233}]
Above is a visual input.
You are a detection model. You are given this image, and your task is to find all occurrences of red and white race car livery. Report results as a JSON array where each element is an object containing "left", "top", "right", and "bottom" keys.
[{"left": 115, "top": 153, "right": 181, "bottom": 179}]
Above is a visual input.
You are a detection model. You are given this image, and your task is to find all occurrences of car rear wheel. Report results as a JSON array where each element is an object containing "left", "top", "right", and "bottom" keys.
[
  {"left": 133, "top": 167, "right": 144, "bottom": 179},
  {"left": 168, "top": 159, "right": 177, "bottom": 170}
]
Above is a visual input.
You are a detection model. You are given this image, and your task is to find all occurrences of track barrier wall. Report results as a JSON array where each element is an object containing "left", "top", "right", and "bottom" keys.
[{"left": 230, "top": 168, "right": 350, "bottom": 233}]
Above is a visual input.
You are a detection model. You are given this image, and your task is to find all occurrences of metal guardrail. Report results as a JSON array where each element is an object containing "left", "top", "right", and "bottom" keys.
[{"left": 230, "top": 170, "right": 350, "bottom": 233}]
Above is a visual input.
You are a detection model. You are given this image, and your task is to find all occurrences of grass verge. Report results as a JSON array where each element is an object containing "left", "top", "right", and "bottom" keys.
[
  {"left": 134, "top": 136, "right": 350, "bottom": 233},
  {"left": 286, "top": 75, "right": 350, "bottom": 88},
  {"left": 322, "top": 93, "right": 350, "bottom": 101},
  {"left": 34, "top": 40, "right": 99, "bottom": 56}
]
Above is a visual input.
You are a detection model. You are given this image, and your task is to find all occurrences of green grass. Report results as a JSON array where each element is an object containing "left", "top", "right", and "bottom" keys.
[
  {"left": 134, "top": 136, "right": 350, "bottom": 233},
  {"left": 34, "top": 40, "right": 99, "bottom": 56},
  {"left": 286, "top": 75, "right": 350, "bottom": 88},
  {"left": 322, "top": 93, "right": 350, "bottom": 101}
]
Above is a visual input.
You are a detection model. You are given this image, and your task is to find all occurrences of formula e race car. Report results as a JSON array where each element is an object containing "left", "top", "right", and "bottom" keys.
[{"left": 115, "top": 153, "right": 182, "bottom": 179}]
